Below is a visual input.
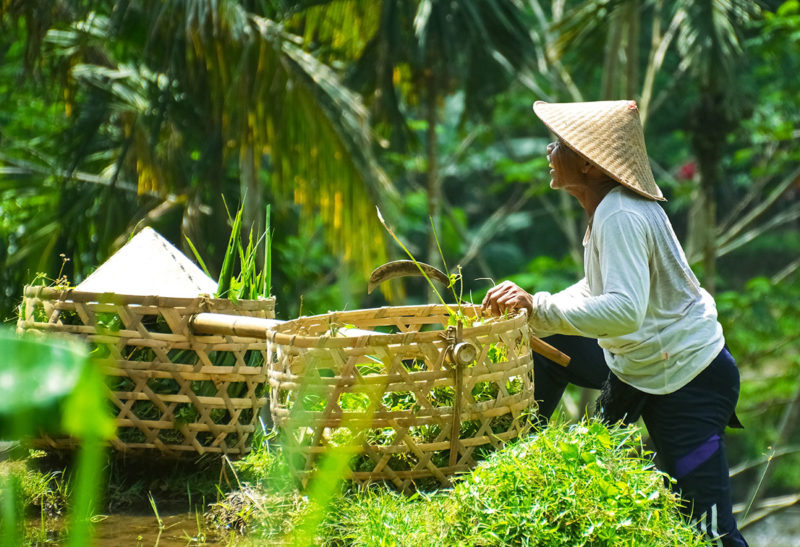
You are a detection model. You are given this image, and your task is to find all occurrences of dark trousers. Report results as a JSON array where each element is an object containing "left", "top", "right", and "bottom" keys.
[{"left": 534, "top": 334, "right": 748, "bottom": 547}]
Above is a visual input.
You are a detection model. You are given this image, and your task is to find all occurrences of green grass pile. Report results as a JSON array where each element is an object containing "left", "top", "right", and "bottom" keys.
[
  {"left": 223, "top": 418, "right": 706, "bottom": 546},
  {"left": 441, "top": 419, "right": 705, "bottom": 546}
]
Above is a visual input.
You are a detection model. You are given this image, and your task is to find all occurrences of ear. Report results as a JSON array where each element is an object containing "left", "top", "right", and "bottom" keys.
[{"left": 581, "top": 161, "right": 593, "bottom": 174}]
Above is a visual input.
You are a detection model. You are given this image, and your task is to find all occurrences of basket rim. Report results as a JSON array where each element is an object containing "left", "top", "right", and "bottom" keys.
[
  {"left": 267, "top": 304, "right": 527, "bottom": 348},
  {"left": 22, "top": 284, "right": 275, "bottom": 307}
]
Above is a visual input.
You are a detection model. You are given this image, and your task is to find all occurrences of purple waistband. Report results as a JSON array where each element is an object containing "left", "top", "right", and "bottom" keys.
[{"left": 674, "top": 434, "right": 721, "bottom": 478}]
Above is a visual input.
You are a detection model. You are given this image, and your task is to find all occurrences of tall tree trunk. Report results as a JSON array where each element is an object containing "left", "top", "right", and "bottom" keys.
[
  {"left": 694, "top": 151, "right": 720, "bottom": 295},
  {"left": 425, "top": 71, "right": 441, "bottom": 301},
  {"left": 240, "top": 140, "right": 264, "bottom": 261},
  {"left": 689, "top": 91, "right": 728, "bottom": 295},
  {"left": 624, "top": 0, "right": 640, "bottom": 100},
  {"left": 601, "top": 1, "right": 639, "bottom": 100},
  {"left": 684, "top": 186, "right": 706, "bottom": 268},
  {"left": 701, "top": 168, "right": 718, "bottom": 295},
  {"left": 601, "top": 15, "right": 624, "bottom": 99}
]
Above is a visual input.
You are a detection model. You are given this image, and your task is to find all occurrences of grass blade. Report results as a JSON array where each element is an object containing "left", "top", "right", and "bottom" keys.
[
  {"left": 148, "top": 491, "right": 164, "bottom": 530},
  {"left": 263, "top": 204, "right": 272, "bottom": 298},
  {"left": 376, "top": 207, "right": 449, "bottom": 311},
  {"left": 184, "top": 235, "right": 212, "bottom": 278},
  {"left": 216, "top": 202, "right": 243, "bottom": 298}
]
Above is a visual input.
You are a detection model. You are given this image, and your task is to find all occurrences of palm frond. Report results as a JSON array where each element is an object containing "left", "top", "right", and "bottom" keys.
[
  {"left": 287, "top": 0, "right": 380, "bottom": 61},
  {"left": 8, "top": 1, "right": 397, "bottom": 281},
  {"left": 673, "top": 0, "right": 761, "bottom": 85}
]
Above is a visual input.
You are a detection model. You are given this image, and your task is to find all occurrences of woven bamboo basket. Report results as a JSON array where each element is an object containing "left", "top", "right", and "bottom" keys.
[
  {"left": 17, "top": 285, "right": 275, "bottom": 456},
  {"left": 265, "top": 304, "right": 537, "bottom": 491}
]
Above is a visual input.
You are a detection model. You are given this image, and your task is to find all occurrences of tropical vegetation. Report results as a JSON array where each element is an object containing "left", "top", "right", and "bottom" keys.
[{"left": 1, "top": 0, "right": 799, "bottom": 544}]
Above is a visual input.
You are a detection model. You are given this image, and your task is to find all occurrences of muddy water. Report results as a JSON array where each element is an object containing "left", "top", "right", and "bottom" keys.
[
  {"left": 89, "top": 513, "right": 226, "bottom": 546},
  {"left": 87, "top": 507, "right": 799, "bottom": 546}
]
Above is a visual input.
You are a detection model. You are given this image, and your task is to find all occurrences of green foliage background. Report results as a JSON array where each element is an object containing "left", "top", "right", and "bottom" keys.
[{"left": 1, "top": 0, "right": 799, "bottom": 535}]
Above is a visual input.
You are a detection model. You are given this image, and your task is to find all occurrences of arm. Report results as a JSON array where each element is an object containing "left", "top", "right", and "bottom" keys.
[
  {"left": 523, "top": 277, "right": 590, "bottom": 337},
  {"left": 554, "top": 277, "right": 590, "bottom": 300},
  {"left": 530, "top": 211, "right": 650, "bottom": 338}
]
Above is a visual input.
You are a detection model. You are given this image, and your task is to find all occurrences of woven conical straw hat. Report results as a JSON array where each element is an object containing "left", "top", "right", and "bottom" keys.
[
  {"left": 533, "top": 100, "right": 665, "bottom": 201},
  {"left": 76, "top": 227, "right": 218, "bottom": 297}
]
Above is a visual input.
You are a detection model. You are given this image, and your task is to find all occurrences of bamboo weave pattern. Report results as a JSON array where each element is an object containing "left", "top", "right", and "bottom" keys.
[
  {"left": 17, "top": 285, "right": 275, "bottom": 456},
  {"left": 266, "top": 304, "right": 535, "bottom": 491}
]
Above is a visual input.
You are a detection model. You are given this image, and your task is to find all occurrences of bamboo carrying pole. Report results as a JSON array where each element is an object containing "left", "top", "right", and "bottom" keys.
[
  {"left": 189, "top": 312, "right": 571, "bottom": 367},
  {"left": 529, "top": 337, "right": 571, "bottom": 367},
  {"left": 190, "top": 313, "right": 285, "bottom": 338}
]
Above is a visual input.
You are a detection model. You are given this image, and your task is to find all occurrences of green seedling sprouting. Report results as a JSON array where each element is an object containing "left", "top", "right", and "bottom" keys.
[{"left": 186, "top": 198, "right": 273, "bottom": 301}]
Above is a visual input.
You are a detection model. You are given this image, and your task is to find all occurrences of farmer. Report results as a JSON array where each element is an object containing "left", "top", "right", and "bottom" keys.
[{"left": 482, "top": 100, "right": 747, "bottom": 546}]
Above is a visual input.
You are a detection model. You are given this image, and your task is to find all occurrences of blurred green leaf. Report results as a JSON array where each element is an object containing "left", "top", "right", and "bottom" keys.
[{"left": 0, "top": 330, "right": 87, "bottom": 439}]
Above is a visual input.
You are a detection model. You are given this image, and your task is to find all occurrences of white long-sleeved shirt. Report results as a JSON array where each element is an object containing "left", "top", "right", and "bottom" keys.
[{"left": 528, "top": 186, "right": 724, "bottom": 395}]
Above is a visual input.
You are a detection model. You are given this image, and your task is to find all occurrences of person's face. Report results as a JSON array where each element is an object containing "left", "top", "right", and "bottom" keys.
[{"left": 546, "top": 140, "right": 588, "bottom": 192}]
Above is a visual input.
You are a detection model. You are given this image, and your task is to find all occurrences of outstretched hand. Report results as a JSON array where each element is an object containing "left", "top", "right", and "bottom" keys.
[{"left": 481, "top": 280, "right": 533, "bottom": 317}]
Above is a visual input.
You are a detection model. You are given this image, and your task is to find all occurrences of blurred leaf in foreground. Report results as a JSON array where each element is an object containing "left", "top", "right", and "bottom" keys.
[{"left": 0, "top": 329, "right": 87, "bottom": 440}]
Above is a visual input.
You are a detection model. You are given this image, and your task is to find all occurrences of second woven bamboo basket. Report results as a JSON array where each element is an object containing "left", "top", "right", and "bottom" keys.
[
  {"left": 17, "top": 285, "right": 275, "bottom": 456},
  {"left": 266, "top": 304, "right": 535, "bottom": 491}
]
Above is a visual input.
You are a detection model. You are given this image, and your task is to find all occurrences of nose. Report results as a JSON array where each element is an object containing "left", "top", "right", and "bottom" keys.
[{"left": 547, "top": 141, "right": 557, "bottom": 165}]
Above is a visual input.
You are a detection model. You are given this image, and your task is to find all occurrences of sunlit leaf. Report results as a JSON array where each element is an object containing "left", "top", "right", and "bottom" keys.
[{"left": 61, "top": 363, "right": 116, "bottom": 441}]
